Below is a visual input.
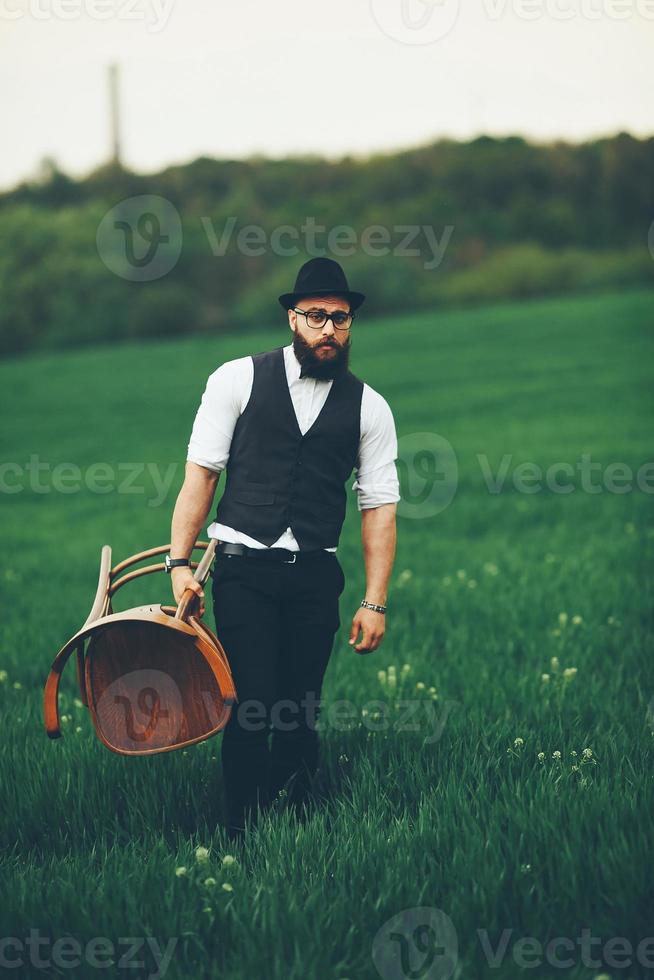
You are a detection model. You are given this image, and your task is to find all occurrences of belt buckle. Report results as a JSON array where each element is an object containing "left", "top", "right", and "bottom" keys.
[{"left": 284, "top": 552, "right": 297, "bottom": 564}]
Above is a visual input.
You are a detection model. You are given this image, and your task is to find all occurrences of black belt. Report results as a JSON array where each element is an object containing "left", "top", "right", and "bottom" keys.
[{"left": 215, "top": 541, "right": 332, "bottom": 564}]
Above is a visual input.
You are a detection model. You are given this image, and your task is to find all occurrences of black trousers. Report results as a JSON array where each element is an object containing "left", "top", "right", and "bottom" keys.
[{"left": 211, "top": 548, "right": 346, "bottom": 838}]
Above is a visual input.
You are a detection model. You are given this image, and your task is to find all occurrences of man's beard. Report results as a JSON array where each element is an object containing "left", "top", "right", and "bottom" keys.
[{"left": 292, "top": 330, "right": 352, "bottom": 381}]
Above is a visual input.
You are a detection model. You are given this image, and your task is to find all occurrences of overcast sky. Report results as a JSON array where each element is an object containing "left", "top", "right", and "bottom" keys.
[{"left": 1, "top": 0, "right": 652, "bottom": 190}]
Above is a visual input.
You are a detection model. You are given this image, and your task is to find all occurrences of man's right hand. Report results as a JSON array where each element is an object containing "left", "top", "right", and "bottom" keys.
[{"left": 171, "top": 567, "right": 205, "bottom": 617}]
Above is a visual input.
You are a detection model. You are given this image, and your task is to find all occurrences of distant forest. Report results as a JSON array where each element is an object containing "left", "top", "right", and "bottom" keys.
[{"left": 1, "top": 132, "right": 652, "bottom": 356}]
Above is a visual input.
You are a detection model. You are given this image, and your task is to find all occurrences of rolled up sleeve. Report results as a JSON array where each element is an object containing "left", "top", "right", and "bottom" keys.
[
  {"left": 186, "top": 360, "right": 244, "bottom": 473},
  {"left": 352, "top": 390, "right": 401, "bottom": 511}
]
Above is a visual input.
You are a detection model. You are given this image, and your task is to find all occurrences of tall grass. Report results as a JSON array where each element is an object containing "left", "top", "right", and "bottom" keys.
[{"left": 1, "top": 288, "right": 652, "bottom": 978}]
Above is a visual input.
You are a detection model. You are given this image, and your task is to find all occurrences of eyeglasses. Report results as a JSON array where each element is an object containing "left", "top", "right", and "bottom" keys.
[{"left": 292, "top": 307, "right": 354, "bottom": 332}]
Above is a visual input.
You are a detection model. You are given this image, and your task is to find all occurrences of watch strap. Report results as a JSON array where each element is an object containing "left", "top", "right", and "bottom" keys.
[{"left": 165, "top": 555, "right": 191, "bottom": 573}]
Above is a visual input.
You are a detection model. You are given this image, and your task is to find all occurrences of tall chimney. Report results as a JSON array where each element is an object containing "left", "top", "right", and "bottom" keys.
[{"left": 108, "top": 63, "right": 121, "bottom": 166}]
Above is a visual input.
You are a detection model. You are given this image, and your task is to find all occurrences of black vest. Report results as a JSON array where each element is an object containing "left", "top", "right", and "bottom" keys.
[{"left": 213, "top": 345, "right": 364, "bottom": 550}]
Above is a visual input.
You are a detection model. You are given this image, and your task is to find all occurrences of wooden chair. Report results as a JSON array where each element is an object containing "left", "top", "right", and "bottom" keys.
[{"left": 43, "top": 539, "right": 237, "bottom": 756}]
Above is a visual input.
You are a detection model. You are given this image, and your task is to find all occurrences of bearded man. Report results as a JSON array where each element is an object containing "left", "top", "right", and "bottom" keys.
[{"left": 168, "top": 257, "right": 400, "bottom": 841}]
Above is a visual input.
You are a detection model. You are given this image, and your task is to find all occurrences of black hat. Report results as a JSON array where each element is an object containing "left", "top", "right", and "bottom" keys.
[{"left": 278, "top": 257, "right": 366, "bottom": 312}]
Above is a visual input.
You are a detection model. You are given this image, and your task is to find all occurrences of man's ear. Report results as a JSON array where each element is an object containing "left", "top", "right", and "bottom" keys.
[{"left": 288, "top": 310, "right": 296, "bottom": 330}]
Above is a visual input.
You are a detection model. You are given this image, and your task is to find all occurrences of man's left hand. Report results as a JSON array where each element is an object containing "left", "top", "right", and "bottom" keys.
[{"left": 348, "top": 607, "right": 385, "bottom": 653}]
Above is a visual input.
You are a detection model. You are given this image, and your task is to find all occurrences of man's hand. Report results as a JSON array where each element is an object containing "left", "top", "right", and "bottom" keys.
[
  {"left": 348, "top": 607, "right": 385, "bottom": 653},
  {"left": 171, "top": 567, "right": 205, "bottom": 617}
]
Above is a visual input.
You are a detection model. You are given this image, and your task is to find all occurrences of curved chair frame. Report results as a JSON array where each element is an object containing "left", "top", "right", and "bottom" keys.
[{"left": 43, "top": 539, "right": 237, "bottom": 754}]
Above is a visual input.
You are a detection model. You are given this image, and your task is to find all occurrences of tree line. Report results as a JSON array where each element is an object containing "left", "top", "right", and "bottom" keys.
[{"left": 0, "top": 132, "right": 652, "bottom": 356}]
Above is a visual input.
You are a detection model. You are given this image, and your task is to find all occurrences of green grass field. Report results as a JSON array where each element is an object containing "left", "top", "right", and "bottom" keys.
[{"left": 1, "top": 287, "right": 653, "bottom": 979}]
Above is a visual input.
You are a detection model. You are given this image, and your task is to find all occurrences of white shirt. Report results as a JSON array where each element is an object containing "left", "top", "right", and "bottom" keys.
[{"left": 186, "top": 343, "right": 401, "bottom": 551}]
